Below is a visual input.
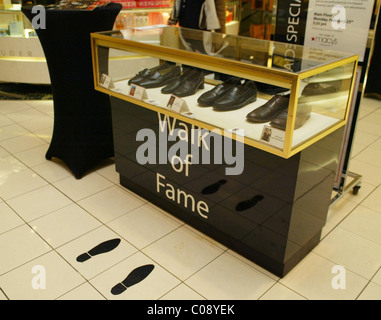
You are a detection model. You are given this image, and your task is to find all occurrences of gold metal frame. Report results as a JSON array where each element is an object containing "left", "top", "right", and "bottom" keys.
[{"left": 90, "top": 29, "right": 358, "bottom": 159}]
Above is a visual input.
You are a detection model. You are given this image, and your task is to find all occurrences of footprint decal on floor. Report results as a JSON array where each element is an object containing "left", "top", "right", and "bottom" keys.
[
  {"left": 111, "top": 264, "right": 155, "bottom": 295},
  {"left": 201, "top": 179, "right": 227, "bottom": 195},
  {"left": 235, "top": 195, "right": 264, "bottom": 212},
  {"left": 76, "top": 238, "right": 121, "bottom": 262}
]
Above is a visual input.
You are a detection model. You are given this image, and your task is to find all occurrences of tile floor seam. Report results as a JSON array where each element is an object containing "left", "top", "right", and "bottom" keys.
[
  {"left": 0, "top": 248, "right": 54, "bottom": 278},
  {"left": 10, "top": 199, "right": 74, "bottom": 225},
  {"left": 320, "top": 201, "right": 362, "bottom": 241},
  {"left": 55, "top": 281, "right": 108, "bottom": 300},
  {"left": 311, "top": 248, "right": 379, "bottom": 282},
  {"left": 337, "top": 212, "right": 381, "bottom": 246},
  {"left": 354, "top": 280, "right": 378, "bottom": 300},
  {"left": 0, "top": 287, "right": 9, "bottom": 300},
  {"left": 48, "top": 171, "right": 116, "bottom": 203},
  {"left": 76, "top": 201, "right": 147, "bottom": 227},
  {"left": 0, "top": 131, "right": 48, "bottom": 151}
]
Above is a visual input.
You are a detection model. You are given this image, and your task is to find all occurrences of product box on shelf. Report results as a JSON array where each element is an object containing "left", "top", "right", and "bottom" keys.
[
  {"left": 136, "top": 0, "right": 170, "bottom": 8},
  {"left": 112, "top": 0, "right": 137, "bottom": 9}
]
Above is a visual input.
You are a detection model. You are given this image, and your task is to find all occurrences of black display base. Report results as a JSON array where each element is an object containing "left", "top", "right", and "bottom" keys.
[
  {"left": 110, "top": 97, "right": 344, "bottom": 277},
  {"left": 119, "top": 175, "right": 322, "bottom": 277},
  {"left": 22, "top": 4, "right": 122, "bottom": 179}
]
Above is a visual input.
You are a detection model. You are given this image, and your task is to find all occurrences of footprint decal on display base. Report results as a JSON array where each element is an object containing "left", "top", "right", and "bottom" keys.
[
  {"left": 235, "top": 195, "right": 264, "bottom": 212},
  {"left": 76, "top": 238, "right": 121, "bottom": 262},
  {"left": 111, "top": 264, "right": 155, "bottom": 295},
  {"left": 201, "top": 179, "right": 227, "bottom": 195}
]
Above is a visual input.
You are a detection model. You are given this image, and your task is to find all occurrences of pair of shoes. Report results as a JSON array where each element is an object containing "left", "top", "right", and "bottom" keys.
[
  {"left": 246, "top": 94, "right": 290, "bottom": 123},
  {"left": 270, "top": 103, "right": 311, "bottom": 130},
  {"left": 197, "top": 77, "right": 242, "bottom": 106},
  {"left": 129, "top": 63, "right": 181, "bottom": 88},
  {"left": 161, "top": 67, "right": 204, "bottom": 97},
  {"left": 209, "top": 80, "right": 258, "bottom": 111}
]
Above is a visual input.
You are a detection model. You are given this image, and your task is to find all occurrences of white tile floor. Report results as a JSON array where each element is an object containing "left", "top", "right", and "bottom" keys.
[{"left": 0, "top": 97, "right": 381, "bottom": 300}]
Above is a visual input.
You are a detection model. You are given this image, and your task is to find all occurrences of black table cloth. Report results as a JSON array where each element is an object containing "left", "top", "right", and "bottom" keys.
[{"left": 22, "top": 3, "right": 122, "bottom": 178}]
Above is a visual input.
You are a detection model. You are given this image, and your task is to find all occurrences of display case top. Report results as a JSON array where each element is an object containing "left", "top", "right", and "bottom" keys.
[
  {"left": 95, "top": 26, "right": 357, "bottom": 76},
  {"left": 91, "top": 26, "right": 358, "bottom": 158}
]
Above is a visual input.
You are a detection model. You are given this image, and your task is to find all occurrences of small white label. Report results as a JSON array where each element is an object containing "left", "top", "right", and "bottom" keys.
[
  {"left": 100, "top": 73, "right": 114, "bottom": 89},
  {"left": 166, "top": 95, "right": 190, "bottom": 113},
  {"left": 260, "top": 125, "right": 285, "bottom": 149},
  {"left": 128, "top": 84, "right": 148, "bottom": 100}
]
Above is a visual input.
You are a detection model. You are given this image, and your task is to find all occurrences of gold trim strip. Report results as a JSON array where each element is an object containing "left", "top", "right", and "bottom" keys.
[
  {"left": 289, "top": 121, "right": 346, "bottom": 157},
  {"left": 283, "top": 75, "right": 301, "bottom": 156},
  {"left": 109, "top": 55, "right": 148, "bottom": 60},
  {"left": 0, "top": 56, "right": 46, "bottom": 62}
]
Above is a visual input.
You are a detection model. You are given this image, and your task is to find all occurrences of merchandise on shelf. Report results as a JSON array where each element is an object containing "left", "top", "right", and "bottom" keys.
[
  {"left": 112, "top": 0, "right": 137, "bottom": 9},
  {"left": 136, "top": 0, "right": 170, "bottom": 8}
]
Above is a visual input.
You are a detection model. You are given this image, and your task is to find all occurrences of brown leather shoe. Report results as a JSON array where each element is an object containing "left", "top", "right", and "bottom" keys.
[
  {"left": 270, "top": 104, "right": 312, "bottom": 130},
  {"left": 246, "top": 94, "right": 289, "bottom": 123}
]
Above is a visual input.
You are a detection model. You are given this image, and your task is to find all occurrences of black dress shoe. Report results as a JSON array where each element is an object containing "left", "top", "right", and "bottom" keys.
[
  {"left": 197, "top": 77, "right": 242, "bottom": 107},
  {"left": 246, "top": 94, "right": 289, "bottom": 123},
  {"left": 270, "top": 103, "right": 312, "bottom": 130},
  {"left": 138, "top": 65, "right": 181, "bottom": 88},
  {"left": 161, "top": 67, "right": 193, "bottom": 94},
  {"left": 171, "top": 69, "right": 204, "bottom": 97},
  {"left": 213, "top": 80, "right": 257, "bottom": 111},
  {"left": 256, "top": 82, "right": 290, "bottom": 95},
  {"left": 128, "top": 62, "right": 173, "bottom": 85}
]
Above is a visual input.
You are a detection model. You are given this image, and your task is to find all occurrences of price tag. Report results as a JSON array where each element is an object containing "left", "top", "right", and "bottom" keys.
[
  {"left": 99, "top": 73, "right": 114, "bottom": 89},
  {"left": 128, "top": 84, "right": 148, "bottom": 100},
  {"left": 226, "top": 128, "right": 245, "bottom": 137},
  {"left": 259, "top": 125, "right": 285, "bottom": 149},
  {"left": 166, "top": 95, "right": 190, "bottom": 113}
]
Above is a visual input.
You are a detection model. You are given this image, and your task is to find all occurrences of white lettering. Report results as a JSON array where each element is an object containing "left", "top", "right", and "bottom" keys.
[
  {"left": 331, "top": 265, "right": 346, "bottom": 289},
  {"left": 156, "top": 173, "right": 210, "bottom": 219},
  {"left": 31, "top": 265, "right": 46, "bottom": 290}
]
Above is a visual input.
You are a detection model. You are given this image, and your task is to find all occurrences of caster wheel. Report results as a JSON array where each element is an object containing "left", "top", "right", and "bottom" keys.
[{"left": 353, "top": 185, "right": 361, "bottom": 195}]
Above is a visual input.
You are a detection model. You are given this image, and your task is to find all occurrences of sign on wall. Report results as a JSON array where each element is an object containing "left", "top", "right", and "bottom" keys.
[{"left": 275, "top": 0, "right": 375, "bottom": 62}]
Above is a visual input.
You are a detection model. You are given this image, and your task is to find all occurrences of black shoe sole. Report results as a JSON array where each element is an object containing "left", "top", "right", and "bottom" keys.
[{"left": 111, "top": 264, "right": 155, "bottom": 295}]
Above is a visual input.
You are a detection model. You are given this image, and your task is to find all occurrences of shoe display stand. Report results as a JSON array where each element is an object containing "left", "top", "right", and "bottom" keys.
[
  {"left": 91, "top": 27, "right": 358, "bottom": 277},
  {"left": 22, "top": 4, "right": 122, "bottom": 179}
]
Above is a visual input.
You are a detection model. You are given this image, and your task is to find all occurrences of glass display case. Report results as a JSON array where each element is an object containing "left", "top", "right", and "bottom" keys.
[
  {"left": 0, "top": 3, "right": 34, "bottom": 37},
  {"left": 0, "top": 3, "right": 49, "bottom": 83},
  {"left": 91, "top": 26, "right": 358, "bottom": 159}
]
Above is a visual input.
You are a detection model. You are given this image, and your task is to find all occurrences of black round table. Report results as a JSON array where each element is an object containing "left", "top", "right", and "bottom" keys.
[{"left": 22, "top": 3, "right": 122, "bottom": 179}]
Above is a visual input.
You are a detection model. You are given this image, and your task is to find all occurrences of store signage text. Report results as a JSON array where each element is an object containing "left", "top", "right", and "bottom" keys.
[
  {"left": 136, "top": 113, "right": 245, "bottom": 176},
  {"left": 286, "top": 0, "right": 303, "bottom": 43},
  {"left": 135, "top": 113, "right": 245, "bottom": 219}
]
